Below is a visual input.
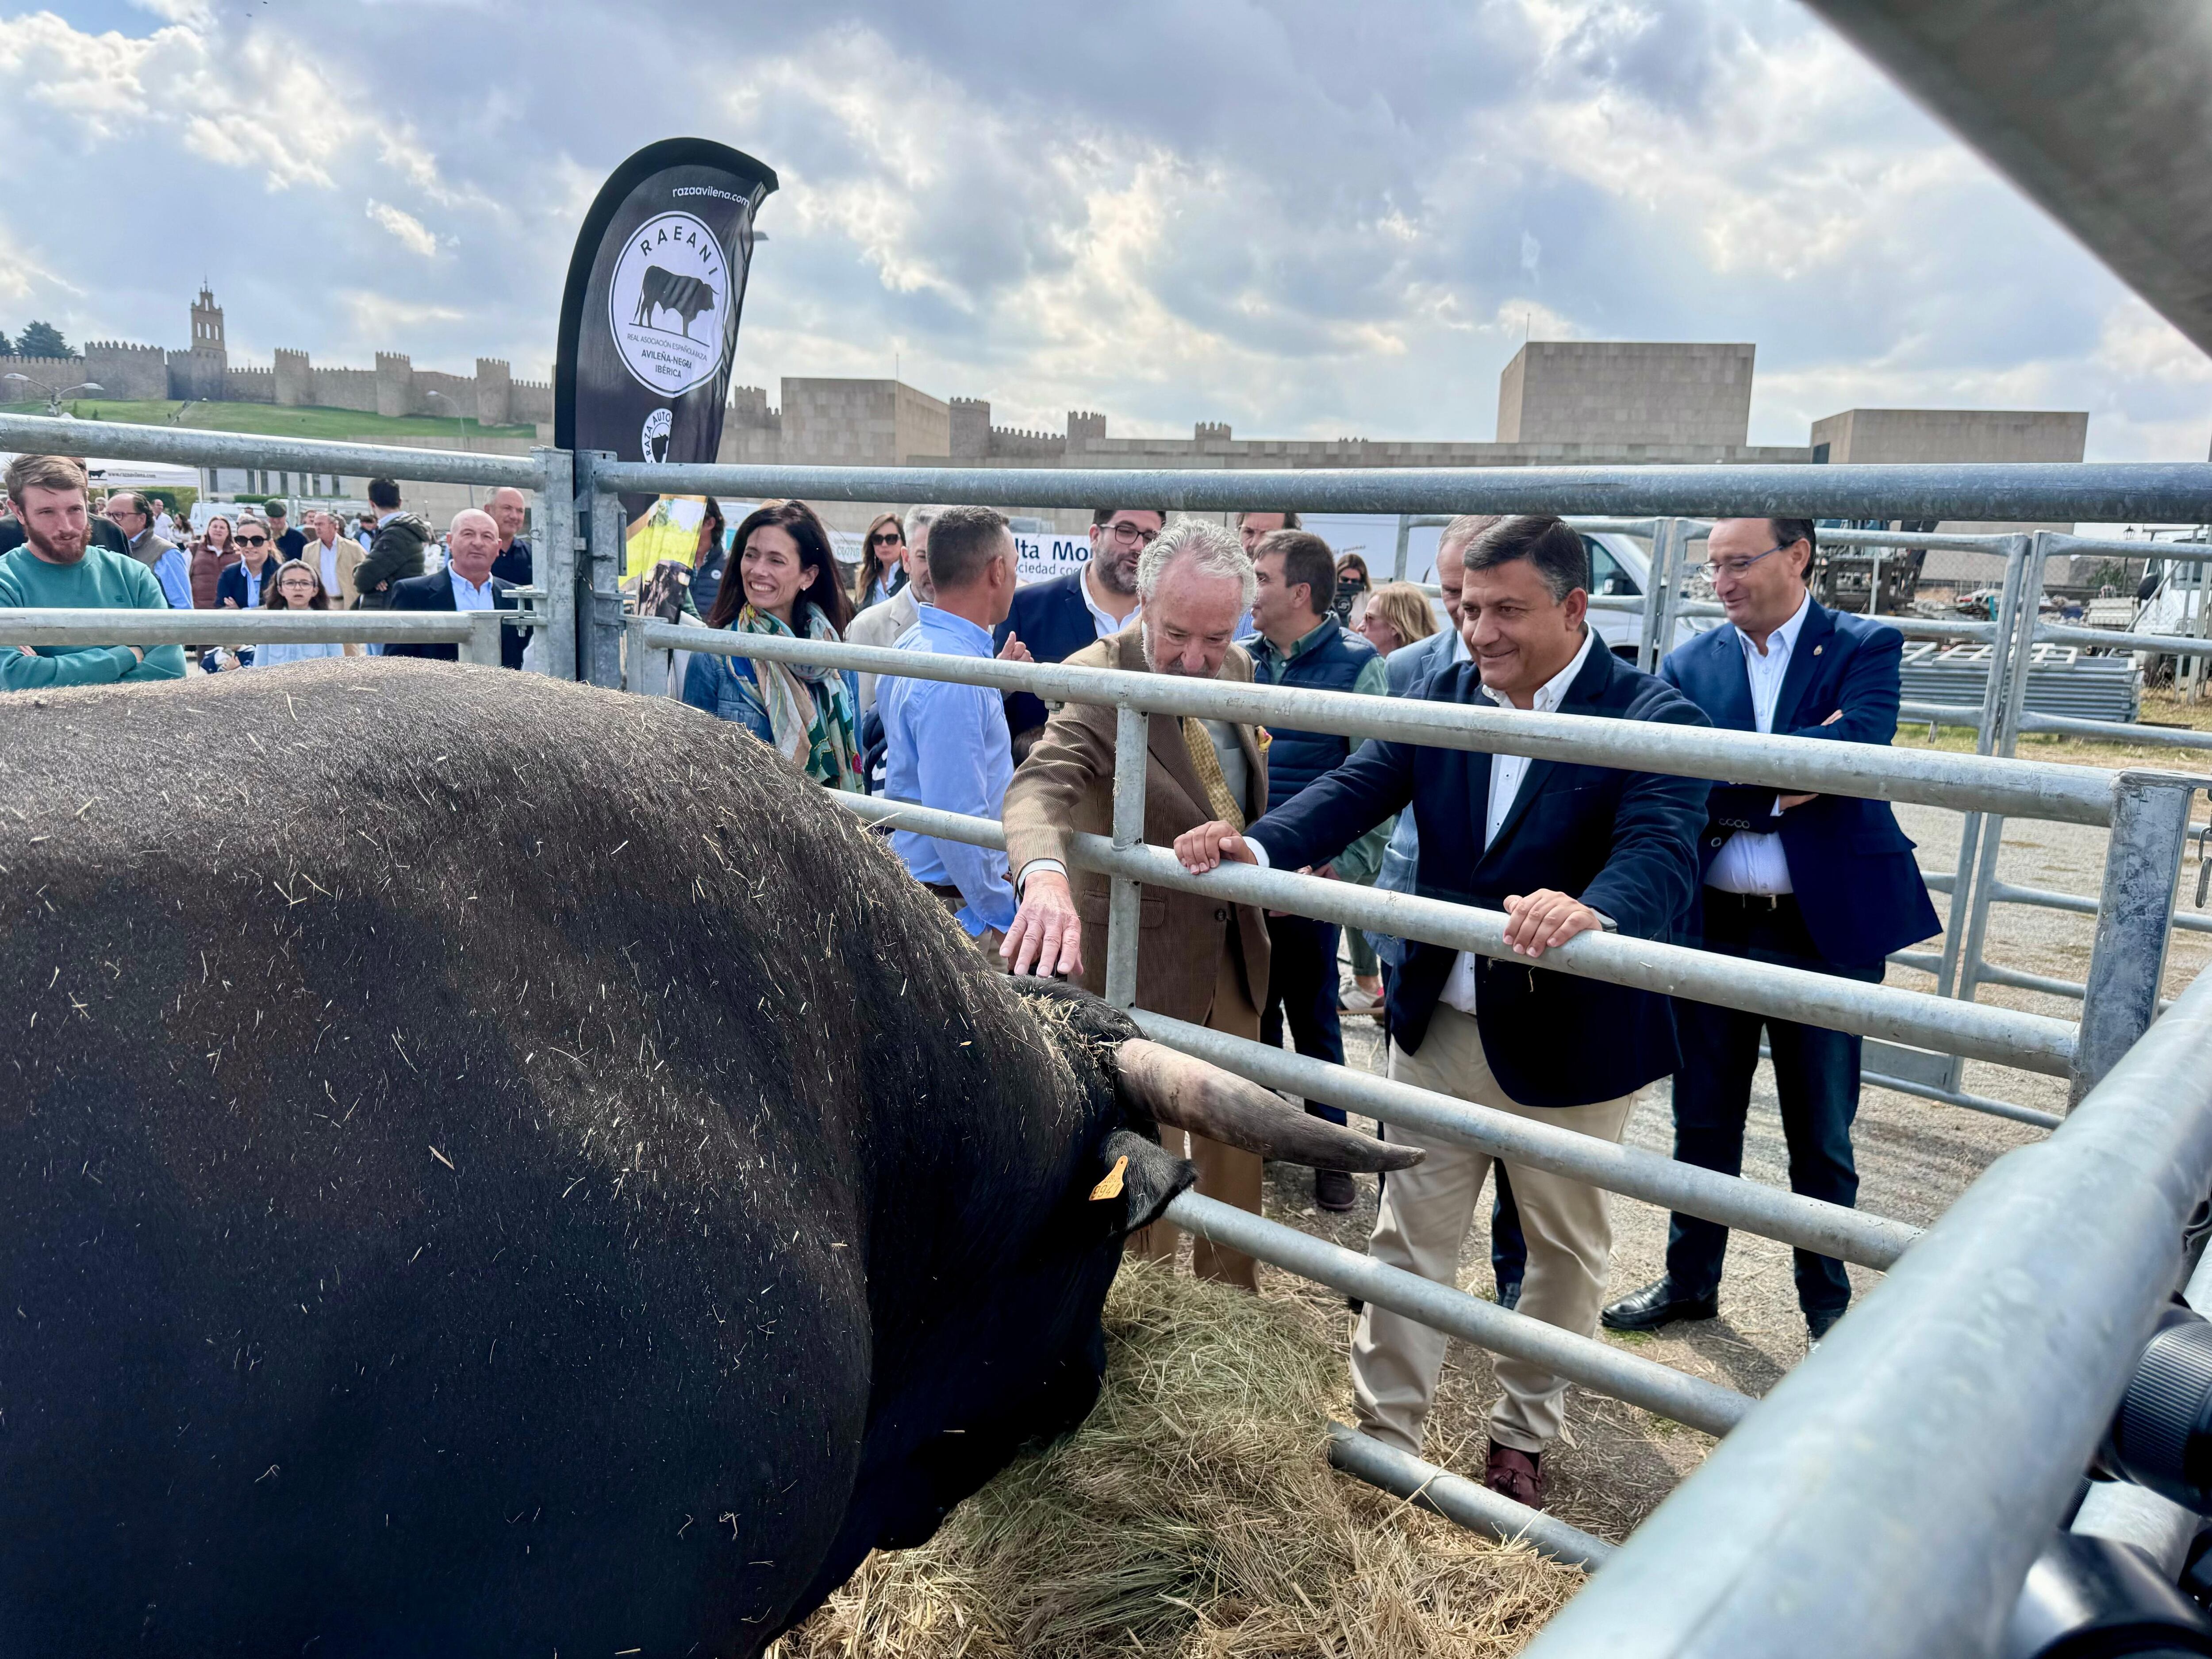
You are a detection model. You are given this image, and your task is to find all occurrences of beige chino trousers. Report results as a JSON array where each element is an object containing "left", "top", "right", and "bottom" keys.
[{"left": 1352, "top": 1005, "right": 1636, "bottom": 1457}]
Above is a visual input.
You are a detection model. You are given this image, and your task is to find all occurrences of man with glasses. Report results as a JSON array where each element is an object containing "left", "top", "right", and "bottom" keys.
[
  {"left": 104, "top": 490, "right": 192, "bottom": 610},
  {"left": 994, "top": 507, "right": 1162, "bottom": 758},
  {"left": 1602, "top": 517, "right": 1939, "bottom": 1346}
]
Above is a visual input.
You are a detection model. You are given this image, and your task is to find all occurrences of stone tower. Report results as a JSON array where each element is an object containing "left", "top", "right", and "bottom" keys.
[{"left": 170, "top": 284, "right": 231, "bottom": 400}]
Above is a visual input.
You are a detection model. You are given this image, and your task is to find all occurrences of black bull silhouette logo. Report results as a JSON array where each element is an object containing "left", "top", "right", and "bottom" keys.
[{"left": 634, "top": 266, "right": 718, "bottom": 340}]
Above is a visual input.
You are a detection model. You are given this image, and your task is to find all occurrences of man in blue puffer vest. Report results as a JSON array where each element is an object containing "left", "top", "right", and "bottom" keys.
[{"left": 1240, "top": 529, "right": 1390, "bottom": 1212}]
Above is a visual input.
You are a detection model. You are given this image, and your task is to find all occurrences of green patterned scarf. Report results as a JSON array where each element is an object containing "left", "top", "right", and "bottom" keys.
[{"left": 737, "top": 602, "right": 861, "bottom": 791}]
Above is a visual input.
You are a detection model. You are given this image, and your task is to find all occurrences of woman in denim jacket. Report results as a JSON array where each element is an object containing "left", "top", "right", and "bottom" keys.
[{"left": 682, "top": 499, "right": 862, "bottom": 791}]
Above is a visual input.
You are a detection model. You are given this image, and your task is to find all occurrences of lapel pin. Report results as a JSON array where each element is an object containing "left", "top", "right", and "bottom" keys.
[{"left": 1813, "top": 645, "right": 1823, "bottom": 656}]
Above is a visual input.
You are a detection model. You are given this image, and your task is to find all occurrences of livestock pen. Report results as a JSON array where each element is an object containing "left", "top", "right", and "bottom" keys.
[{"left": 5, "top": 410, "right": 2212, "bottom": 1655}]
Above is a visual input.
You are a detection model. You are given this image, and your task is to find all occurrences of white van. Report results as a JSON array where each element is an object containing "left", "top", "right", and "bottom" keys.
[{"left": 1297, "top": 515, "right": 1701, "bottom": 659}]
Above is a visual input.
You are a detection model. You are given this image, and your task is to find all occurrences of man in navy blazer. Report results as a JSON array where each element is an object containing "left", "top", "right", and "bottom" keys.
[
  {"left": 1603, "top": 518, "right": 1939, "bottom": 1345},
  {"left": 1175, "top": 515, "right": 1710, "bottom": 1509},
  {"left": 381, "top": 508, "right": 529, "bottom": 671},
  {"left": 992, "top": 507, "right": 1159, "bottom": 756}
]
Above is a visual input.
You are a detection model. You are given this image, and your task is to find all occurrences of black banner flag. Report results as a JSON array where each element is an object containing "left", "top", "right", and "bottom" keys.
[{"left": 555, "top": 138, "right": 777, "bottom": 517}]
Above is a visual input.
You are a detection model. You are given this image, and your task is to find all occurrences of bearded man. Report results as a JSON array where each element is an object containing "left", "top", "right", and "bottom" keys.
[{"left": 0, "top": 454, "right": 184, "bottom": 690}]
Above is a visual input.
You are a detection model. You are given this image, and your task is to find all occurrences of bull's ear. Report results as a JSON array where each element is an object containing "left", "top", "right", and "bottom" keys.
[{"left": 1088, "top": 1127, "right": 1194, "bottom": 1239}]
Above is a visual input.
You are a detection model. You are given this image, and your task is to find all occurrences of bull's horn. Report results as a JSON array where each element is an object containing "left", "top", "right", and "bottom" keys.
[{"left": 1114, "top": 1039, "right": 1424, "bottom": 1174}]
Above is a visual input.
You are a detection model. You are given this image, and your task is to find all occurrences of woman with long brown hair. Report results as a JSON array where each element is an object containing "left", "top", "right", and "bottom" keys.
[
  {"left": 189, "top": 514, "right": 234, "bottom": 608},
  {"left": 682, "top": 500, "right": 861, "bottom": 790},
  {"left": 848, "top": 511, "right": 906, "bottom": 614}
]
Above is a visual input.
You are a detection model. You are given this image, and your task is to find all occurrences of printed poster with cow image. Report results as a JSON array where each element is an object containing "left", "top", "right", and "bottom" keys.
[{"left": 555, "top": 138, "right": 778, "bottom": 522}]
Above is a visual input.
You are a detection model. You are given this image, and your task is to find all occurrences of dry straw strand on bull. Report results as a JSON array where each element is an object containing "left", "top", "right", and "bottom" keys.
[{"left": 773, "top": 1261, "right": 1581, "bottom": 1659}]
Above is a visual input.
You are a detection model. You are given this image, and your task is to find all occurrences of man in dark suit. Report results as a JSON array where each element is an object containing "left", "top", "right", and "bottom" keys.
[
  {"left": 992, "top": 506, "right": 1160, "bottom": 757},
  {"left": 1175, "top": 515, "right": 1710, "bottom": 1509},
  {"left": 1604, "top": 518, "right": 1939, "bottom": 1344},
  {"left": 382, "top": 507, "right": 528, "bottom": 670}
]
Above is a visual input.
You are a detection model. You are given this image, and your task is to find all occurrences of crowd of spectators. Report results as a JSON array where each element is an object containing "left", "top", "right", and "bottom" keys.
[{"left": 0, "top": 446, "right": 1932, "bottom": 1520}]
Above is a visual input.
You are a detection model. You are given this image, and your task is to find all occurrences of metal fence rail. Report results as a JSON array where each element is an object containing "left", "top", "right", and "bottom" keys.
[
  {"left": 1522, "top": 957, "right": 2212, "bottom": 1659},
  {"left": 596, "top": 457, "right": 2212, "bottom": 521},
  {"left": 0, "top": 607, "right": 513, "bottom": 662},
  {"left": 639, "top": 619, "right": 2124, "bottom": 825}
]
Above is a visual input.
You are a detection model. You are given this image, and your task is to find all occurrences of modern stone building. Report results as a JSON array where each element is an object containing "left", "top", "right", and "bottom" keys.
[
  {"left": 1811, "top": 407, "right": 2093, "bottom": 586},
  {"left": 1498, "top": 341, "right": 1758, "bottom": 450}
]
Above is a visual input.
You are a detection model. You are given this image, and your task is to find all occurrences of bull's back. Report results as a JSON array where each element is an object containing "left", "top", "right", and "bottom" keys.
[{"left": 0, "top": 664, "right": 1051, "bottom": 1655}]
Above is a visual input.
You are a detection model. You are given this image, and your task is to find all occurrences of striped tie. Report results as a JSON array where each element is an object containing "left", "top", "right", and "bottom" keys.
[{"left": 1180, "top": 717, "right": 1246, "bottom": 831}]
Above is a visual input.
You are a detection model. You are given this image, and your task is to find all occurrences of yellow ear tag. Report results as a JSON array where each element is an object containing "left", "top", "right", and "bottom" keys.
[{"left": 1089, "top": 1155, "right": 1129, "bottom": 1202}]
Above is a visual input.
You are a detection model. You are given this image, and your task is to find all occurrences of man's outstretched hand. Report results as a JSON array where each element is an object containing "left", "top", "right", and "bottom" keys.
[
  {"left": 1502, "top": 889, "right": 1603, "bottom": 957},
  {"left": 1001, "top": 869, "right": 1084, "bottom": 978},
  {"left": 1173, "top": 820, "right": 1258, "bottom": 873}
]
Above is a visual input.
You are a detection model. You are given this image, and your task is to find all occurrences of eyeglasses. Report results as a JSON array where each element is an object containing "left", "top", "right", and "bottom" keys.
[
  {"left": 235, "top": 534, "right": 270, "bottom": 546},
  {"left": 1106, "top": 522, "right": 1160, "bottom": 547},
  {"left": 871, "top": 531, "right": 903, "bottom": 546},
  {"left": 1709, "top": 544, "right": 1796, "bottom": 580}
]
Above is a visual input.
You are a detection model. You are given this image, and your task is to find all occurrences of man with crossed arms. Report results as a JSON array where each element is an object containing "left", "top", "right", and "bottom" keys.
[
  {"left": 1603, "top": 517, "right": 1938, "bottom": 1344},
  {"left": 1174, "top": 515, "right": 1709, "bottom": 1508}
]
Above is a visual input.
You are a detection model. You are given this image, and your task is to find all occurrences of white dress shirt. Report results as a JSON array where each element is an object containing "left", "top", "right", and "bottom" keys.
[
  {"left": 1706, "top": 590, "right": 1811, "bottom": 897},
  {"left": 318, "top": 539, "right": 341, "bottom": 598},
  {"left": 1244, "top": 626, "right": 1601, "bottom": 1014},
  {"left": 1079, "top": 563, "right": 1141, "bottom": 638},
  {"left": 1436, "top": 628, "right": 1598, "bottom": 1014}
]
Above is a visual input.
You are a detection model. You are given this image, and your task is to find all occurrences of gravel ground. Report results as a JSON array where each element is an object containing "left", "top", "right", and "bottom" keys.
[{"left": 1232, "top": 783, "right": 2212, "bottom": 1548}]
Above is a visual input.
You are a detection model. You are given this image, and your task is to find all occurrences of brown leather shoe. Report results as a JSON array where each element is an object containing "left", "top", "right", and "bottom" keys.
[{"left": 1484, "top": 1441, "right": 1544, "bottom": 1509}]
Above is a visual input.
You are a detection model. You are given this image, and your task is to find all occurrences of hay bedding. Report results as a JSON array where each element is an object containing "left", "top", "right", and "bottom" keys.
[{"left": 773, "top": 1262, "right": 1581, "bottom": 1658}]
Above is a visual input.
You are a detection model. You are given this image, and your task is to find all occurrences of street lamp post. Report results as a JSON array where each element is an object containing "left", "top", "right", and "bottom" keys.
[
  {"left": 423, "top": 390, "right": 472, "bottom": 506},
  {"left": 4, "top": 373, "right": 105, "bottom": 416}
]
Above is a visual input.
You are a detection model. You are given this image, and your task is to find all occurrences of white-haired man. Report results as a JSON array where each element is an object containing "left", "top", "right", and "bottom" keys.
[
  {"left": 381, "top": 507, "right": 528, "bottom": 668},
  {"left": 999, "top": 519, "right": 1272, "bottom": 1289}
]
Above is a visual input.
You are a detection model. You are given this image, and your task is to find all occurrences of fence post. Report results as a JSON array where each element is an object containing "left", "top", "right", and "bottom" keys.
[
  {"left": 2070, "top": 771, "right": 2199, "bottom": 1104},
  {"left": 1951, "top": 534, "right": 2041, "bottom": 1014},
  {"left": 1636, "top": 517, "right": 1680, "bottom": 672},
  {"left": 1392, "top": 515, "right": 1413, "bottom": 582},
  {"left": 1104, "top": 705, "right": 1149, "bottom": 1010},
  {"left": 620, "top": 614, "right": 653, "bottom": 695},
  {"left": 572, "top": 449, "right": 626, "bottom": 689},
  {"left": 460, "top": 611, "right": 503, "bottom": 668},
  {"left": 531, "top": 445, "right": 577, "bottom": 680},
  {"left": 1938, "top": 534, "right": 2030, "bottom": 1010}
]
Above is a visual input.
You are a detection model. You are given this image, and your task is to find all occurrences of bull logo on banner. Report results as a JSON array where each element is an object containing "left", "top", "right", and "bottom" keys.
[
  {"left": 557, "top": 138, "right": 778, "bottom": 540},
  {"left": 608, "top": 212, "right": 730, "bottom": 396}
]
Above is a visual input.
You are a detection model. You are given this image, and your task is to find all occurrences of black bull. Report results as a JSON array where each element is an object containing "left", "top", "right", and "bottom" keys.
[
  {"left": 0, "top": 663, "right": 1410, "bottom": 1655},
  {"left": 635, "top": 265, "right": 717, "bottom": 338}
]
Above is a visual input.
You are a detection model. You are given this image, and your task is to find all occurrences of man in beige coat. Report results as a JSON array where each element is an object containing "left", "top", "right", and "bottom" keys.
[
  {"left": 304, "top": 511, "right": 367, "bottom": 654},
  {"left": 1000, "top": 518, "right": 1273, "bottom": 1288}
]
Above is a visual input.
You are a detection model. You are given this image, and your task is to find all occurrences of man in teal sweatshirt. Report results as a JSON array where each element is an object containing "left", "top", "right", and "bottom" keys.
[{"left": 0, "top": 453, "right": 186, "bottom": 691}]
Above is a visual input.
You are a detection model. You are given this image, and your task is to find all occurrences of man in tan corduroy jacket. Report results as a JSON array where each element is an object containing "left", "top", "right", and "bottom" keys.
[{"left": 1001, "top": 520, "right": 1273, "bottom": 1288}]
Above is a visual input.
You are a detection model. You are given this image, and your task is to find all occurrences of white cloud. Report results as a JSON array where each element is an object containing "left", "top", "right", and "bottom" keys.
[
  {"left": 0, "top": 0, "right": 2205, "bottom": 458},
  {"left": 366, "top": 200, "right": 440, "bottom": 260}
]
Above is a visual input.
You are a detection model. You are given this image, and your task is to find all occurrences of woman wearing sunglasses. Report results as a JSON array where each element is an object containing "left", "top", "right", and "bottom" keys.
[
  {"left": 214, "top": 516, "right": 282, "bottom": 610},
  {"left": 847, "top": 511, "right": 908, "bottom": 615}
]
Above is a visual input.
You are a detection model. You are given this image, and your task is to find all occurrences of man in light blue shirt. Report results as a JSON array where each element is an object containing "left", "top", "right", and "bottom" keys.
[{"left": 879, "top": 505, "right": 1022, "bottom": 949}]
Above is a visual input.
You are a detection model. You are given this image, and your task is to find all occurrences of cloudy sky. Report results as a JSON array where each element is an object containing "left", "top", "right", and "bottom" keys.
[{"left": 2, "top": 0, "right": 2206, "bottom": 458}]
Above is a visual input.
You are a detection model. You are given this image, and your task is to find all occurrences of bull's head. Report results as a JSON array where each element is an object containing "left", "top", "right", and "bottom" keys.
[{"left": 1097, "top": 1036, "right": 1422, "bottom": 1234}]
